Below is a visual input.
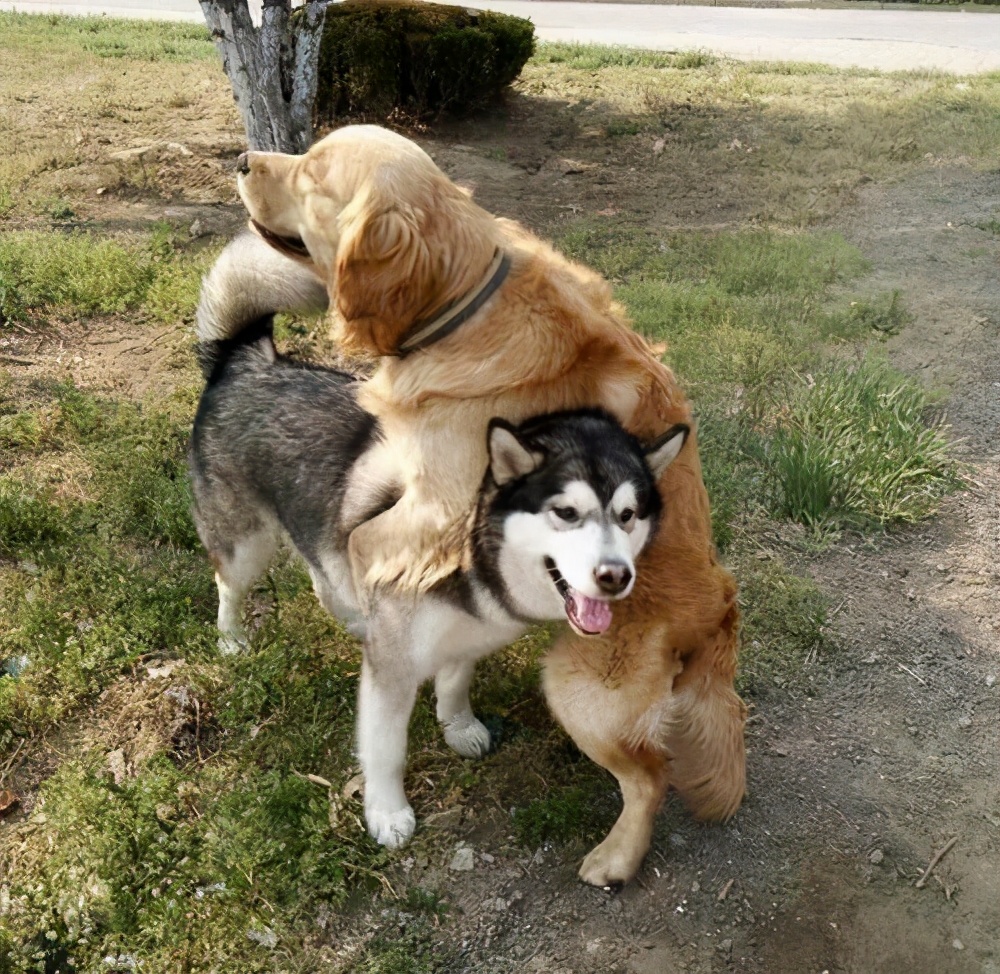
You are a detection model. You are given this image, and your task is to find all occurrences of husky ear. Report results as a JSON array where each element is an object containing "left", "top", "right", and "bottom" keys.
[
  {"left": 488, "top": 420, "right": 543, "bottom": 486},
  {"left": 643, "top": 423, "right": 689, "bottom": 480}
]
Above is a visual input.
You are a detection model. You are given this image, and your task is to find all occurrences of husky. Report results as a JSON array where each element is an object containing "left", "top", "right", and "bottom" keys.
[{"left": 190, "top": 249, "right": 688, "bottom": 848}]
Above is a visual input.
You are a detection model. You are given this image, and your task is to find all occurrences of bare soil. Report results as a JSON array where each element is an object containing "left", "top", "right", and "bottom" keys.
[{"left": 2, "top": 85, "right": 998, "bottom": 973}]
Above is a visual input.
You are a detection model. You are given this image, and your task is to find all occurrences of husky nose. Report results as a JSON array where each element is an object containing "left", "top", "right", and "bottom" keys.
[
  {"left": 236, "top": 152, "right": 251, "bottom": 176},
  {"left": 595, "top": 562, "right": 632, "bottom": 595}
]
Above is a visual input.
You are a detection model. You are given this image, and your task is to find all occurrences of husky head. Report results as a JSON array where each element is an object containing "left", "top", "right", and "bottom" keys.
[{"left": 477, "top": 409, "right": 688, "bottom": 637}]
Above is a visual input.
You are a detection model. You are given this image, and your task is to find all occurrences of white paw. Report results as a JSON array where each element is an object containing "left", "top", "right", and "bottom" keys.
[
  {"left": 218, "top": 632, "right": 248, "bottom": 655},
  {"left": 443, "top": 712, "right": 492, "bottom": 759},
  {"left": 365, "top": 804, "right": 416, "bottom": 849}
]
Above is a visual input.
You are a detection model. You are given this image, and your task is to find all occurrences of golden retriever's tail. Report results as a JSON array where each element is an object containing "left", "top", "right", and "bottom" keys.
[{"left": 195, "top": 232, "right": 328, "bottom": 378}]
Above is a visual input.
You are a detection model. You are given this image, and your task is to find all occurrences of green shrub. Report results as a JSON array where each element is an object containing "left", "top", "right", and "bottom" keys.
[{"left": 315, "top": 0, "right": 534, "bottom": 122}]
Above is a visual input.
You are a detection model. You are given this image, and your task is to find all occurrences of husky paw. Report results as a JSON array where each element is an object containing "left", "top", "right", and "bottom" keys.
[
  {"left": 443, "top": 712, "right": 492, "bottom": 759},
  {"left": 218, "top": 632, "right": 249, "bottom": 655},
  {"left": 365, "top": 804, "right": 416, "bottom": 849}
]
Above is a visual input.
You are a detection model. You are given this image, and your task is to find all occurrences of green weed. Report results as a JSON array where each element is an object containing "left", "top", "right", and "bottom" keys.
[
  {"left": 737, "top": 558, "right": 829, "bottom": 697},
  {"left": 512, "top": 785, "right": 613, "bottom": 847},
  {"left": 770, "top": 359, "right": 959, "bottom": 529},
  {"left": 0, "top": 227, "right": 209, "bottom": 324}
]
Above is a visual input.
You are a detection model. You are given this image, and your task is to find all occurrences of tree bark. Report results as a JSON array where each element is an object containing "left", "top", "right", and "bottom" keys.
[{"left": 200, "top": 0, "right": 328, "bottom": 153}]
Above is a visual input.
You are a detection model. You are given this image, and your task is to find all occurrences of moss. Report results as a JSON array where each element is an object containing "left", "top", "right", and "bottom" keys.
[{"left": 315, "top": 0, "right": 534, "bottom": 122}]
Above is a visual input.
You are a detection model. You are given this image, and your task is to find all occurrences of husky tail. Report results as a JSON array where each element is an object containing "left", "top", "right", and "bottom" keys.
[{"left": 195, "top": 232, "right": 329, "bottom": 379}]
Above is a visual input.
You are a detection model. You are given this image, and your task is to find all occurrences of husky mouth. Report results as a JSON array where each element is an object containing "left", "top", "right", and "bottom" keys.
[
  {"left": 544, "top": 557, "right": 612, "bottom": 637},
  {"left": 250, "top": 219, "right": 311, "bottom": 261}
]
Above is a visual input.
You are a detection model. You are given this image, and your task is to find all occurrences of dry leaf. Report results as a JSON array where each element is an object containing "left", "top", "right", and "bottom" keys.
[{"left": 0, "top": 789, "right": 20, "bottom": 817}]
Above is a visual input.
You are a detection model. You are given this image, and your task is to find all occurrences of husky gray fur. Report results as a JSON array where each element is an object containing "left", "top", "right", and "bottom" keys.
[{"left": 190, "top": 246, "right": 688, "bottom": 848}]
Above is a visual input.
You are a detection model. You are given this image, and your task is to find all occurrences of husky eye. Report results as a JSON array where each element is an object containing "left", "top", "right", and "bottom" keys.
[
  {"left": 553, "top": 506, "right": 579, "bottom": 523},
  {"left": 620, "top": 509, "right": 634, "bottom": 524}
]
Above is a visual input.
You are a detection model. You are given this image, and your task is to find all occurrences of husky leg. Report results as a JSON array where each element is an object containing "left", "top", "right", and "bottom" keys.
[
  {"left": 358, "top": 608, "right": 418, "bottom": 848},
  {"left": 435, "top": 661, "right": 491, "bottom": 759},
  {"left": 542, "top": 623, "right": 679, "bottom": 887},
  {"left": 213, "top": 529, "right": 279, "bottom": 654}
]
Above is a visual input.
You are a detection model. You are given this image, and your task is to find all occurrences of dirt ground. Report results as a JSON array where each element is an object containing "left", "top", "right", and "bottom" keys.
[{"left": 2, "top": 72, "right": 999, "bottom": 974}]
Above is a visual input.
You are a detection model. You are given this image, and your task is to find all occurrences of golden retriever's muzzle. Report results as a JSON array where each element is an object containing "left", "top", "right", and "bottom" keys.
[
  {"left": 249, "top": 219, "right": 311, "bottom": 261},
  {"left": 236, "top": 150, "right": 312, "bottom": 262}
]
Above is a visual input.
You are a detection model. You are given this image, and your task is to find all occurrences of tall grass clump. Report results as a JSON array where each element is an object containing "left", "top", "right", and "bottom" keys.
[{"left": 770, "top": 359, "right": 958, "bottom": 529}]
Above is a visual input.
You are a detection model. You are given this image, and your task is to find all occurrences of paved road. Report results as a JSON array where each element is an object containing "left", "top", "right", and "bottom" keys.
[{"left": 2, "top": 0, "right": 999, "bottom": 73}]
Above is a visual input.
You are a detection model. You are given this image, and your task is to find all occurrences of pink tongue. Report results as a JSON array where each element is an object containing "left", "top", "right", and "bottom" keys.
[{"left": 569, "top": 592, "right": 613, "bottom": 634}]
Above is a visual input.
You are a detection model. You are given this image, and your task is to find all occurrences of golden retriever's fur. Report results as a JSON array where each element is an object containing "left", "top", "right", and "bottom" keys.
[{"left": 236, "top": 125, "right": 745, "bottom": 886}]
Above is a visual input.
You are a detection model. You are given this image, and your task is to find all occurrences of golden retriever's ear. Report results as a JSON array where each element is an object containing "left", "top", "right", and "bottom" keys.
[{"left": 334, "top": 205, "right": 436, "bottom": 357}]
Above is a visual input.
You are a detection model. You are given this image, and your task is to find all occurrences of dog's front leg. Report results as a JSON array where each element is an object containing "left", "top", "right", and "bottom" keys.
[
  {"left": 435, "top": 661, "right": 492, "bottom": 759},
  {"left": 358, "top": 602, "right": 419, "bottom": 849}
]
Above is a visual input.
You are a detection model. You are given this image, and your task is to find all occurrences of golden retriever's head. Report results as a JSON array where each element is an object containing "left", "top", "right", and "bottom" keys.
[{"left": 236, "top": 125, "right": 500, "bottom": 356}]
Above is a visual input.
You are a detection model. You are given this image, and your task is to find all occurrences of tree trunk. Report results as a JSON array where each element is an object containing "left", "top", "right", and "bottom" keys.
[{"left": 200, "top": 0, "right": 328, "bottom": 153}]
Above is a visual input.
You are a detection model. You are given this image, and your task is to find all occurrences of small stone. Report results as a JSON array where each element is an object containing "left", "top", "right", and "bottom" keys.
[
  {"left": 958, "top": 716, "right": 973, "bottom": 729},
  {"left": 189, "top": 218, "right": 205, "bottom": 238},
  {"left": 986, "top": 675, "right": 996, "bottom": 688},
  {"left": 719, "top": 939, "right": 733, "bottom": 956},
  {"left": 869, "top": 849, "right": 884, "bottom": 865},
  {"left": 449, "top": 844, "right": 475, "bottom": 871},
  {"left": 952, "top": 939, "right": 964, "bottom": 951}
]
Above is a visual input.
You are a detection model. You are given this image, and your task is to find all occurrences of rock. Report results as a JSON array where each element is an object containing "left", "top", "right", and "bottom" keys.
[
  {"left": 449, "top": 844, "right": 475, "bottom": 871},
  {"left": 986, "top": 674, "right": 996, "bottom": 688},
  {"left": 869, "top": 849, "right": 884, "bottom": 864},
  {"left": 952, "top": 939, "right": 964, "bottom": 951}
]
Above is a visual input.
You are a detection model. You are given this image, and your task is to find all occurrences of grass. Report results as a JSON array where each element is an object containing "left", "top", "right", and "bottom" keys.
[
  {"left": 0, "top": 13, "right": 215, "bottom": 63},
  {"left": 537, "top": 43, "right": 715, "bottom": 71},
  {"left": 0, "top": 22, "right": 982, "bottom": 973},
  {"left": 770, "top": 358, "right": 958, "bottom": 529},
  {"left": 0, "top": 225, "right": 211, "bottom": 324}
]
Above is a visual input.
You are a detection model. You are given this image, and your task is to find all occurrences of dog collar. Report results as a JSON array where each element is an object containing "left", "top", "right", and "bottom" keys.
[{"left": 397, "top": 249, "right": 511, "bottom": 358}]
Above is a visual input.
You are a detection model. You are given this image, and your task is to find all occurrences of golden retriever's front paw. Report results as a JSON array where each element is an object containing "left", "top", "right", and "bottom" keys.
[{"left": 578, "top": 833, "right": 646, "bottom": 888}]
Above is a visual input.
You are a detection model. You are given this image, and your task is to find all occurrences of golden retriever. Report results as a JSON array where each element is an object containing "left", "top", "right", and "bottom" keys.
[{"left": 234, "top": 124, "right": 745, "bottom": 886}]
